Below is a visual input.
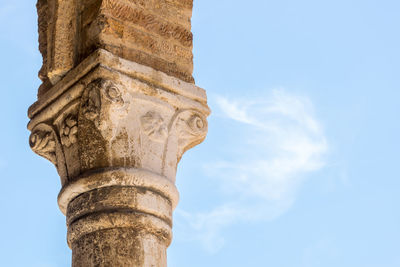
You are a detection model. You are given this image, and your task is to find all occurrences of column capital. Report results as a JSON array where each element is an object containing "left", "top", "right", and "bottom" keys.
[{"left": 29, "top": 48, "right": 209, "bottom": 200}]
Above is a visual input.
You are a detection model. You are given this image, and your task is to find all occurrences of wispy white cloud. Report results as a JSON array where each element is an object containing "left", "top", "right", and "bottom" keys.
[{"left": 175, "top": 89, "right": 328, "bottom": 252}]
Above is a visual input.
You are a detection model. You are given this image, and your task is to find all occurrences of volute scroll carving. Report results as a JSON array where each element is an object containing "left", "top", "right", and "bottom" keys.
[
  {"left": 175, "top": 110, "right": 208, "bottom": 155},
  {"left": 162, "top": 109, "right": 208, "bottom": 179},
  {"left": 29, "top": 127, "right": 57, "bottom": 165}
]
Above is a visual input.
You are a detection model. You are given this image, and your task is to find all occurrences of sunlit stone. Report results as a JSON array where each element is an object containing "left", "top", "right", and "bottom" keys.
[{"left": 28, "top": 1, "right": 209, "bottom": 266}]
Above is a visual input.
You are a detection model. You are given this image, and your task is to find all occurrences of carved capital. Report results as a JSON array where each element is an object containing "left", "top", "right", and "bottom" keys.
[{"left": 28, "top": 49, "right": 209, "bottom": 185}]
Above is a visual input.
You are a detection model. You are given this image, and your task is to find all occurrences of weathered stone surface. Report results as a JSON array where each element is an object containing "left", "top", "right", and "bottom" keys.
[
  {"left": 67, "top": 186, "right": 172, "bottom": 266},
  {"left": 29, "top": 0, "right": 208, "bottom": 265},
  {"left": 72, "top": 228, "right": 168, "bottom": 267},
  {"left": 29, "top": 50, "right": 209, "bottom": 183},
  {"left": 37, "top": 0, "right": 195, "bottom": 98}
]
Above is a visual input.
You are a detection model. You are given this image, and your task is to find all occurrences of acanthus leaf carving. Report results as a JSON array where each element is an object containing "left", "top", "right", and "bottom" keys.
[
  {"left": 81, "top": 80, "right": 102, "bottom": 123},
  {"left": 81, "top": 79, "right": 129, "bottom": 125},
  {"left": 81, "top": 79, "right": 130, "bottom": 139}
]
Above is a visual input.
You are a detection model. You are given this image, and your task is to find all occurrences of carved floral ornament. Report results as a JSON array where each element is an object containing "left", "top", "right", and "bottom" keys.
[
  {"left": 104, "top": 82, "right": 124, "bottom": 105},
  {"left": 141, "top": 111, "right": 168, "bottom": 142},
  {"left": 139, "top": 109, "right": 207, "bottom": 147},
  {"left": 60, "top": 115, "right": 78, "bottom": 147}
]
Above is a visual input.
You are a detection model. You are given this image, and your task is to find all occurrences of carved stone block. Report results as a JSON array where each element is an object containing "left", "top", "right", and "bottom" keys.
[{"left": 36, "top": 0, "right": 195, "bottom": 98}]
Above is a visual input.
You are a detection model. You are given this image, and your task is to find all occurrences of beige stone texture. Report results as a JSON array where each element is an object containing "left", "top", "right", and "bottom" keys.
[
  {"left": 29, "top": 1, "right": 209, "bottom": 266},
  {"left": 37, "top": 0, "right": 195, "bottom": 98}
]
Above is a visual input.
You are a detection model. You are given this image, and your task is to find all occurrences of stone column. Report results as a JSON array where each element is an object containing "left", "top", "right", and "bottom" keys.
[{"left": 28, "top": 1, "right": 209, "bottom": 266}]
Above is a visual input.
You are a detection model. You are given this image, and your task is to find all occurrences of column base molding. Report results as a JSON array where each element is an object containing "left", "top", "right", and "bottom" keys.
[{"left": 58, "top": 167, "right": 179, "bottom": 214}]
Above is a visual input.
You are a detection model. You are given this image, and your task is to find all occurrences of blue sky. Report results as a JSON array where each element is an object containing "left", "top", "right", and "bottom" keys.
[{"left": 1, "top": 0, "right": 400, "bottom": 266}]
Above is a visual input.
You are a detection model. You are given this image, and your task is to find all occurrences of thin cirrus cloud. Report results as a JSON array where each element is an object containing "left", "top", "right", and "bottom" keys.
[{"left": 175, "top": 89, "right": 328, "bottom": 253}]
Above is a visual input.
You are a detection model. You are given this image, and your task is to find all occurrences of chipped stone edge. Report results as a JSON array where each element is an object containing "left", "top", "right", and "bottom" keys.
[{"left": 28, "top": 49, "right": 209, "bottom": 120}]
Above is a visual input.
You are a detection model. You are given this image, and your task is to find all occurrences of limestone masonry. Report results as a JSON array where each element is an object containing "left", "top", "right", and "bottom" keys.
[{"left": 28, "top": 1, "right": 209, "bottom": 266}]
